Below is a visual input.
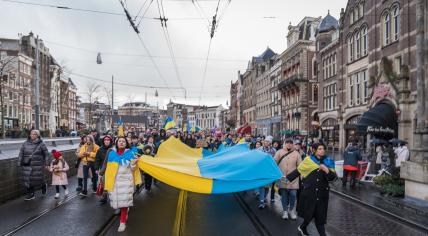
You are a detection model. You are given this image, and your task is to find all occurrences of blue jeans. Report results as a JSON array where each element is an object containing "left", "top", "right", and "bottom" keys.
[
  {"left": 279, "top": 188, "right": 297, "bottom": 211},
  {"left": 258, "top": 187, "right": 269, "bottom": 202}
]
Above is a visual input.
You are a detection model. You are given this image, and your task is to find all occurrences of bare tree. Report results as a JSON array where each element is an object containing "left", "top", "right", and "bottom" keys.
[
  {"left": 103, "top": 86, "right": 113, "bottom": 130},
  {"left": 85, "top": 82, "right": 100, "bottom": 128},
  {"left": 0, "top": 53, "right": 17, "bottom": 138}
]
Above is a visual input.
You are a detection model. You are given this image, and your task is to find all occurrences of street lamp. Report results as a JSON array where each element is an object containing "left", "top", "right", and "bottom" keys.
[{"left": 96, "top": 52, "right": 102, "bottom": 64}]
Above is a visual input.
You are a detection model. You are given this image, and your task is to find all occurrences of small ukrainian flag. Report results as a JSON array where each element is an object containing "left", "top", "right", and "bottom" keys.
[{"left": 164, "top": 116, "right": 176, "bottom": 130}]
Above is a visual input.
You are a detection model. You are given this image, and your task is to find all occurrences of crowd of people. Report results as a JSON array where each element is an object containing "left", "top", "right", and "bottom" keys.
[{"left": 17, "top": 128, "right": 339, "bottom": 235}]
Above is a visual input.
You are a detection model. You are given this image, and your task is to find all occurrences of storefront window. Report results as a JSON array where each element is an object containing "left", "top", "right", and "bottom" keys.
[{"left": 321, "top": 118, "right": 339, "bottom": 150}]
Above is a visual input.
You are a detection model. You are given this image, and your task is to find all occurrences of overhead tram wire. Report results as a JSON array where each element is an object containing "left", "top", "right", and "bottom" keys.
[
  {"left": 43, "top": 39, "right": 247, "bottom": 62},
  {"left": 136, "top": 0, "right": 154, "bottom": 27},
  {"left": 117, "top": 0, "right": 186, "bottom": 98},
  {"left": 198, "top": 0, "right": 229, "bottom": 104},
  {"left": 135, "top": 0, "right": 150, "bottom": 20},
  {"left": 156, "top": 0, "right": 186, "bottom": 98},
  {"left": 191, "top": 0, "right": 211, "bottom": 31},
  {"left": 1, "top": 0, "right": 206, "bottom": 21},
  {"left": 68, "top": 70, "right": 228, "bottom": 94}
]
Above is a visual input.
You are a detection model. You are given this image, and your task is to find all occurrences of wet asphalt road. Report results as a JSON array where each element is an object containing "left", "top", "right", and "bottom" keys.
[{"left": 1, "top": 180, "right": 427, "bottom": 236}]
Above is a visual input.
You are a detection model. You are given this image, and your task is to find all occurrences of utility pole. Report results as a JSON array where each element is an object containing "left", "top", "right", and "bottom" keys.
[
  {"left": 35, "top": 36, "right": 40, "bottom": 130},
  {"left": 111, "top": 75, "right": 114, "bottom": 131}
]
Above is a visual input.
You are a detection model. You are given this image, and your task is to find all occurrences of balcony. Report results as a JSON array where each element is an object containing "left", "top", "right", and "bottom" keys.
[{"left": 277, "top": 74, "right": 307, "bottom": 91}]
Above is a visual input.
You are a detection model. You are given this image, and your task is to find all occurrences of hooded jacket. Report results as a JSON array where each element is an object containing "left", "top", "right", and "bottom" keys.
[{"left": 343, "top": 146, "right": 362, "bottom": 167}]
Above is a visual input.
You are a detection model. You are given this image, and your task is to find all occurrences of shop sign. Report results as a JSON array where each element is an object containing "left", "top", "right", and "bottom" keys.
[{"left": 366, "top": 126, "right": 394, "bottom": 134}]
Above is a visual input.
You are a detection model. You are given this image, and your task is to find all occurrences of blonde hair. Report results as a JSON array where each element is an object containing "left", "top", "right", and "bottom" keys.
[{"left": 30, "top": 130, "right": 41, "bottom": 138}]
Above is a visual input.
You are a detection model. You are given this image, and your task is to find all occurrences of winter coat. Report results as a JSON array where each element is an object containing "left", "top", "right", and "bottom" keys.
[
  {"left": 95, "top": 146, "right": 111, "bottom": 170},
  {"left": 375, "top": 146, "right": 383, "bottom": 164},
  {"left": 274, "top": 149, "right": 302, "bottom": 189},
  {"left": 78, "top": 143, "right": 99, "bottom": 163},
  {"left": 109, "top": 164, "right": 135, "bottom": 209},
  {"left": 395, "top": 146, "right": 409, "bottom": 167},
  {"left": 287, "top": 155, "right": 337, "bottom": 225},
  {"left": 49, "top": 158, "right": 69, "bottom": 185},
  {"left": 104, "top": 149, "right": 142, "bottom": 209},
  {"left": 343, "top": 146, "right": 362, "bottom": 167},
  {"left": 185, "top": 138, "right": 196, "bottom": 148},
  {"left": 18, "top": 138, "right": 50, "bottom": 188}
]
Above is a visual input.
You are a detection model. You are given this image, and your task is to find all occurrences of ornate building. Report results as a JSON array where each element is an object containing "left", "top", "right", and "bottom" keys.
[{"left": 279, "top": 17, "right": 321, "bottom": 137}]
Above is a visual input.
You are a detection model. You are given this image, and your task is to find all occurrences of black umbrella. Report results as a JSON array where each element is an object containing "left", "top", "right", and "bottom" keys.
[
  {"left": 370, "top": 138, "right": 388, "bottom": 145},
  {"left": 389, "top": 138, "right": 408, "bottom": 145}
]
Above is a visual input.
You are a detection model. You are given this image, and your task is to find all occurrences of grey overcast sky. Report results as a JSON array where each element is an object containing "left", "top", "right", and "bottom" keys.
[{"left": 0, "top": 0, "right": 345, "bottom": 109}]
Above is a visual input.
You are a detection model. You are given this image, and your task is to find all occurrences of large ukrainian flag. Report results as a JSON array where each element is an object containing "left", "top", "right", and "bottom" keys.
[{"left": 137, "top": 137, "right": 282, "bottom": 194}]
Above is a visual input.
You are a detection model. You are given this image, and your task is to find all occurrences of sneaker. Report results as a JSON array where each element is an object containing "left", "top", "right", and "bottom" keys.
[
  {"left": 297, "top": 225, "right": 309, "bottom": 236},
  {"left": 282, "top": 211, "right": 289, "bottom": 220},
  {"left": 41, "top": 184, "right": 47, "bottom": 195},
  {"left": 54, "top": 193, "right": 60, "bottom": 199},
  {"left": 24, "top": 193, "right": 35, "bottom": 201},
  {"left": 290, "top": 210, "right": 297, "bottom": 220},
  {"left": 79, "top": 191, "right": 87, "bottom": 197},
  {"left": 118, "top": 223, "right": 126, "bottom": 232},
  {"left": 64, "top": 189, "right": 69, "bottom": 197},
  {"left": 258, "top": 201, "right": 266, "bottom": 209}
]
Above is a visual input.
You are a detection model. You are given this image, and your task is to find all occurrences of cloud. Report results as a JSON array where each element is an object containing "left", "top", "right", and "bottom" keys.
[{"left": 0, "top": 0, "right": 344, "bottom": 108}]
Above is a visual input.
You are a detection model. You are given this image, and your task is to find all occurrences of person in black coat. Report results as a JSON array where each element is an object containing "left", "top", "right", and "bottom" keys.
[
  {"left": 286, "top": 143, "right": 337, "bottom": 236},
  {"left": 18, "top": 130, "right": 50, "bottom": 201}
]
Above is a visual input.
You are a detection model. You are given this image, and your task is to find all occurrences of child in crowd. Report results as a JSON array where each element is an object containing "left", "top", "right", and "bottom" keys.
[{"left": 49, "top": 150, "right": 69, "bottom": 199}]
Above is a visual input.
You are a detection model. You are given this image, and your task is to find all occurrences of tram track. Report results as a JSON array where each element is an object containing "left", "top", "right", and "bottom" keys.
[
  {"left": 1, "top": 193, "right": 79, "bottom": 236},
  {"left": 330, "top": 189, "right": 428, "bottom": 234},
  {"left": 233, "top": 192, "right": 272, "bottom": 236}
]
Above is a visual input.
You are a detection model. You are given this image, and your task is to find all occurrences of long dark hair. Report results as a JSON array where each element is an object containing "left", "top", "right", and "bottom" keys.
[
  {"left": 80, "top": 135, "right": 87, "bottom": 146},
  {"left": 115, "top": 137, "right": 130, "bottom": 150}
]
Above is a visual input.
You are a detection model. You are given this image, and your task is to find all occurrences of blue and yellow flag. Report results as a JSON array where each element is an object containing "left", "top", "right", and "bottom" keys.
[
  {"left": 163, "top": 116, "right": 176, "bottom": 130},
  {"left": 137, "top": 137, "right": 282, "bottom": 194},
  {"left": 183, "top": 119, "right": 190, "bottom": 132},
  {"left": 297, "top": 155, "right": 335, "bottom": 178},
  {"left": 104, "top": 149, "right": 142, "bottom": 191}
]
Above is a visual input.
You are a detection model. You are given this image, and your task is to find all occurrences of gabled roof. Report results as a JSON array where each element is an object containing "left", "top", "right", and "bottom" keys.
[{"left": 253, "top": 47, "right": 276, "bottom": 62}]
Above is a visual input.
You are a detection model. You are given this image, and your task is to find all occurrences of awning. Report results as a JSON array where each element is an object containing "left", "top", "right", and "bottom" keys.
[{"left": 356, "top": 102, "right": 397, "bottom": 138}]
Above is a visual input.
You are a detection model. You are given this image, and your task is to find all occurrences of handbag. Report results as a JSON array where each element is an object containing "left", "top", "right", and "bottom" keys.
[
  {"left": 96, "top": 176, "right": 104, "bottom": 196},
  {"left": 21, "top": 143, "right": 41, "bottom": 166}
]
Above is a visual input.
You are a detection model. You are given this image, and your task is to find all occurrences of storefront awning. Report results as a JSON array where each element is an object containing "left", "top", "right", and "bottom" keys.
[{"left": 356, "top": 102, "right": 397, "bottom": 138}]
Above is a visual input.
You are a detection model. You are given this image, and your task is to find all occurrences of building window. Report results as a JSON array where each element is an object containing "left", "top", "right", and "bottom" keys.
[
  {"left": 355, "top": 31, "right": 361, "bottom": 59},
  {"left": 392, "top": 6, "right": 400, "bottom": 41},
  {"left": 383, "top": 13, "right": 391, "bottom": 46},
  {"left": 356, "top": 73, "right": 361, "bottom": 105},
  {"left": 349, "top": 77, "right": 354, "bottom": 106},
  {"left": 362, "top": 26, "right": 368, "bottom": 56},
  {"left": 333, "top": 53, "right": 336, "bottom": 75},
  {"left": 350, "top": 9, "right": 354, "bottom": 25},
  {"left": 348, "top": 36, "right": 354, "bottom": 62},
  {"left": 362, "top": 70, "right": 368, "bottom": 103},
  {"left": 359, "top": 2, "right": 364, "bottom": 18},
  {"left": 313, "top": 85, "right": 318, "bottom": 102}
]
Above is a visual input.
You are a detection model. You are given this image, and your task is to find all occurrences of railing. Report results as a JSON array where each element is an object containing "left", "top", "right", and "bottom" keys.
[{"left": 0, "top": 137, "right": 80, "bottom": 154}]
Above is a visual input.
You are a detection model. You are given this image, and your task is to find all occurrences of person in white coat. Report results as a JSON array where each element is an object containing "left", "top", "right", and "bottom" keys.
[
  {"left": 104, "top": 137, "right": 142, "bottom": 232},
  {"left": 395, "top": 143, "right": 409, "bottom": 168}
]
